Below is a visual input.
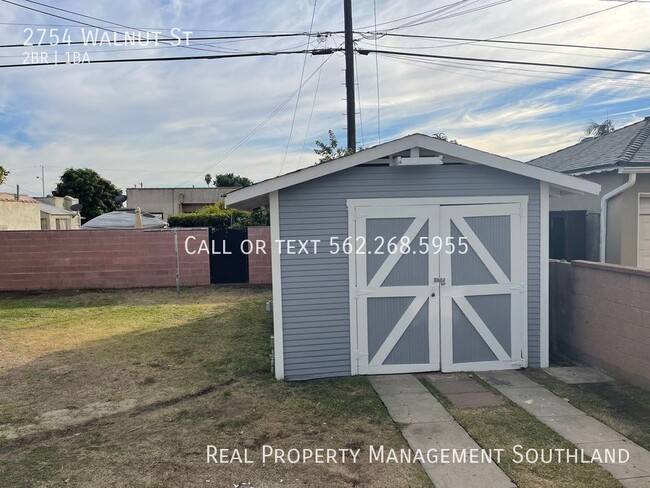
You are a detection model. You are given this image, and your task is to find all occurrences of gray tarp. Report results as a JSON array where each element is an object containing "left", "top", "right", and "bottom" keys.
[{"left": 82, "top": 210, "right": 167, "bottom": 229}]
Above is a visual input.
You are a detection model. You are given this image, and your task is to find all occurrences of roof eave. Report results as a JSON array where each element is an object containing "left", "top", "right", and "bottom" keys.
[{"left": 226, "top": 134, "right": 600, "bottom": 209}]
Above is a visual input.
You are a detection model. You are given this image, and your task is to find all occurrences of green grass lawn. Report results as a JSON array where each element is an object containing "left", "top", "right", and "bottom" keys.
[
  {"left": 0, "top": 288, "right": 430, "bottom": 487},
  {"left": 524, "top": 368, "right": 650, "bottom": 451},
  {"left": 419, "top": 375, "right": 622, "bottom": 488}
]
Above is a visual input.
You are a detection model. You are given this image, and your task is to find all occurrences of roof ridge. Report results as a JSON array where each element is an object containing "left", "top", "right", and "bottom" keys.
[{"left": 618, "top": 118, "right": 650, "bottom": 164}]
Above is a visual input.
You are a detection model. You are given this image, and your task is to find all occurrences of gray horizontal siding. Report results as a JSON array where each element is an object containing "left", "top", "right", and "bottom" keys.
[{"left": 279, "top": 164, "right": 541, "bottom": 380}]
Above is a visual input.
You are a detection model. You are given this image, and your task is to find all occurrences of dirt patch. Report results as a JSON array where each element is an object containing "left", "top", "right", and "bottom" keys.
[{"left": 0, "top": 399, "right": 137, "bottom": 440}]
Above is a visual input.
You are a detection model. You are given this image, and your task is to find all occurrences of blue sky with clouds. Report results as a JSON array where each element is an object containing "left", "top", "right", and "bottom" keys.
[{"left": 0, "top": 0, "right": 649, "bottom": 196}]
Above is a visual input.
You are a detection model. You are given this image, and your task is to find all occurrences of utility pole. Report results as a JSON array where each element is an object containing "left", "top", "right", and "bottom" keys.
[
  {"left": 344, "top": 0, "right": 356, "bottom": 152},
  {"left": 36, "top": 164, "right": 45, "bottom": 196}
]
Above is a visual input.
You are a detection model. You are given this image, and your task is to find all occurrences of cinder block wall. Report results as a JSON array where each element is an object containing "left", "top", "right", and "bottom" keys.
[
  {"left": 550, "top": 260, "right": 650, "bottom": 389},
  {"left": 0, "top": 229, "right": 210, "bottom": 291},
  {"left": 247, "top": 226, "right": 272, "bottom": 285}
]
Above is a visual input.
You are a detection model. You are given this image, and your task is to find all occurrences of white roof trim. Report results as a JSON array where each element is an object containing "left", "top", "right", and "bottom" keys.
[{"left": 227, "top": 133, "right": 600, "bottom": 208}]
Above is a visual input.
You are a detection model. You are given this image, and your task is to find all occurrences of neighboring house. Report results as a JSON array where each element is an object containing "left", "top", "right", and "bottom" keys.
[
  {"left": 35, "top": 196, "right": 81, "bottom": 230},
  {"left": 529, "top": 117, "right": 650, "bottom": 267},
  {"left": 0, "top": 192, "right": 40, "bottom": 230},
  {"left": 126, "top": 187, "right": 240, "bottom": 220},
  {"left": 226, "top": 133, "right": 597, "bottom": 380}
]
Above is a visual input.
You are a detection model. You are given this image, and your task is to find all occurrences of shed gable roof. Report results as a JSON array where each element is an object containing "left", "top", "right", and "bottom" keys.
[
  {"left": 227, "top": 133, "right": 599, "bottom": 209},
  {"left": 527, "top": 117, "right": 650, "bottom": 174}
]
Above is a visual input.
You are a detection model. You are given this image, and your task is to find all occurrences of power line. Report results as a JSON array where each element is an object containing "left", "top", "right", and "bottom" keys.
[
  {"left": 359, "top": 49, "right": 650, "bottom": 76},
  {"left": 296, "top": 53, "right": 325, "bottom": 169},
  {"left": 373, "top": 0, "right": 381, "bottom": 143},
  {"left": 354, "top": 51, "right": 365, "bottom": 147},
  {"left": 0, "top": 0, "right": 224, "bottom": 54},
  {"left": 0, "top": 48, "right": 339, "bottom": 68},
  {"left": 279, "top": 0, "right": 318, "bottom": 176},
  {"left": 355, "top": 1, "right": 470, "bottom": 30},
  {"left": 178, "top": 54, "right": 334, "bottom": 186},
  {"left": 0, "top": 32, "right": 318, "bottom": 49},
  {"left": 385, "top": 0, "right": 513, "bottom": 31},
  {"left": 368, "top": 33, "right": 650, "bottom": 55}
]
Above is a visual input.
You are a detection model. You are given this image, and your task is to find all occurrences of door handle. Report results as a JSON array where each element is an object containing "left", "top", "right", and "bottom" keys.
[{"left": 433, "top": 277, "right": 446, "bottom": 285}]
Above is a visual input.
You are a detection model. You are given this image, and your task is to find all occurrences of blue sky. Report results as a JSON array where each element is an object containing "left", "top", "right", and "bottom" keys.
[{"left": 0, "top": 0, "right": 649, "bottom": 196}]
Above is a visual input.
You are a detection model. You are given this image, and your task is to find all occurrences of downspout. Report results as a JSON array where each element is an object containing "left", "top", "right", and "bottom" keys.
[{"left": 599, "top": 172, "right": 636, "bottom": 262}]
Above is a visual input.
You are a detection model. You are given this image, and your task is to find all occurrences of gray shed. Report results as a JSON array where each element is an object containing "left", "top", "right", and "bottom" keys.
[{"left": 227, "top": 134, "right": 600, "bottom": 380}]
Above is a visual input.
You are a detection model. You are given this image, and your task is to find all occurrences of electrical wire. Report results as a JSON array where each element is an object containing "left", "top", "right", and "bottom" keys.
[
  {"left": 0, "top": 48, "right": 340, "bottom": 68},
  {"left": 279, "top": 0, "right": 318, "bottom": 176},
  {"left": 373, "top": 0, "right": 381, "bottom": 143},
  {"left": 177, "top": 54, "right": 334, "bottom": 186},
  {"left": 354, "top": 51, "right": 365, "bottom": 148},
  {"left": 367, "top": 33, "right": 650, "bottom": 56},
  {"left": 1, "top": 0, "right": 231, "bottom": 54},
  {"left": 296, "top": 53, "right": 324, "bottom": 169},
  {"left": 358, "top": 49, "right": 650, "bottom": 76}
]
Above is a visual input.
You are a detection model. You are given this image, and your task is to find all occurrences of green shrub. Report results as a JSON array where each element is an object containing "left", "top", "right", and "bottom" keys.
[{"left": 168, "top": 202, "right": 269, "bottom": 229}]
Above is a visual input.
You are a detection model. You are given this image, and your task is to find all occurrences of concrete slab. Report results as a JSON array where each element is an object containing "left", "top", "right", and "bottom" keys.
[
  {"left": 446, "top": 392, "right": 504, "bottom": 408},
  {"left": 578, "top": 440, "right": 650, "bottom": 481},
  {"left": 478, "top": 370, "right": 539, "bottom": 388},
  {"left": 540, "top": 415, "right": 627, "bottom": 444},
  {"left": 430, "top": 380, "right": 487, "bottom": 395},
  {"left": 375, "top": 392, "right": 453, "bottom": 424},
  {"left": 372, "top": 374, "right": 516, "bottom": 488},
  {"left": 621, "top": 476, "right": 650, "bottom": 487},
  {"left": 479, "top": 370, "right": 650, "bottom": 485},
  {"left": 370, "top": 374, "right": 430, "bottom": 396},
  {"left": 545, "top": 366, "right": 614, "bottom": 384},
  {"left": 425, "top": 372, "right": 472, "bottom": 383},
  {"left": 402, "top": 423, "right": 516, "bottom": 488},
  {"left": 497, "top": 386, "right": 587, "bottom": 418}
]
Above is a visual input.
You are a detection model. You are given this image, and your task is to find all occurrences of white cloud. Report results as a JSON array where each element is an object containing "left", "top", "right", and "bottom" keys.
[{"left": 1, "top": 0, "right": 650, "bottom": 195}]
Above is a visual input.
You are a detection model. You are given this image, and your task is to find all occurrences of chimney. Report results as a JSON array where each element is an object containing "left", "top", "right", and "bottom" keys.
[{"left": 15, "top": 185, "right": 19, "bottom": 201}]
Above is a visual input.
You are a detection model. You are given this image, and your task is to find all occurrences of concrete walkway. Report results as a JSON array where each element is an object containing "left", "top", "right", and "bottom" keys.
[
  {"left": 478, "top": 370, "right": 650, "bottom": 488},
  {"left": 371, "top": 375, "right": 516, "bottom": 488}
]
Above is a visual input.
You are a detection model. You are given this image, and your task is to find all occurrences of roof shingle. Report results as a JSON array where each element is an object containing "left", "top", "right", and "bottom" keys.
[{"left": 528, "top": 117, "right": 650, "bottom": 173}]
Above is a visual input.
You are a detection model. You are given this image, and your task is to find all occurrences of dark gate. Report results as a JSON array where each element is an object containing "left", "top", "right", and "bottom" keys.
[{"left": 209, "top": 228, "right": 249, "bottom": 284}]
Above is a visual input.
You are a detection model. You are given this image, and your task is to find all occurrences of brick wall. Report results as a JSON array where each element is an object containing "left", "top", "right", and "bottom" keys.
[
  {"left": 550, "top": 260, "right": 650, "bottom": 389},
  {"left": 247, "top": 226, "right": 272, "bottom": 285},
  {"left": 0, "top": 229, "right": 210, "bottom": 291}
]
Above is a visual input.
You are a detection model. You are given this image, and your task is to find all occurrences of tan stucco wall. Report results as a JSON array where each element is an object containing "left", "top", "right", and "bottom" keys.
[
  {"left": 549, "top": 172, "right": 650, "bottom": 267},
  {"left": 0, "top": 202, "right": 40, "bottom": 230},
  {"left": 126, "top": 187, "right": 240, "bottom": 220},
  {"left": 40, "top": 212, "right": 81, "bottom": 230}
]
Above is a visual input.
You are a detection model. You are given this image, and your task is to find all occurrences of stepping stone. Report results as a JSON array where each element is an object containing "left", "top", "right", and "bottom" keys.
[
  {"left": 431, "top": 380, "right": 487, "bottom": 395},
  {"left": 541, "top": 414, "right": 627, "bottom": 444},
  {"left": 446, "top": 392, "right": 504, "bottom": 408},
  {"left": 478, "top": 370, "right": 539, "bottom": 388},
  {"left": 545, "top": 366, "right": 614, "bottom": 384},
  {"left": 424, "top": 375, "right": 504, "bottom": 408},
  {"left": 496, "top": 386, "right": 586, "bottom": 417},
  {"left": 425, "top": 372, "right": 472, "bottom": 383}
]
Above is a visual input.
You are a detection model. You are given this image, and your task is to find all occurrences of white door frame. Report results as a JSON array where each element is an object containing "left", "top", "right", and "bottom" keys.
[{"left": 348, "top": 196, "right": 529, "bottom": 376}]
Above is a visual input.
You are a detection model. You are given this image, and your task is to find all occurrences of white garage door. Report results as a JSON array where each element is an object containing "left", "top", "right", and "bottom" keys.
[{"left": 351, "top": 198, "right": 527, "bottom": 375}]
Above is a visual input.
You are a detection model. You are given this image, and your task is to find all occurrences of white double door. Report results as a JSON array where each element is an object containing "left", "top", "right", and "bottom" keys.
[{"left": 352, "top": 201, "right": 527, "bottom": 375}]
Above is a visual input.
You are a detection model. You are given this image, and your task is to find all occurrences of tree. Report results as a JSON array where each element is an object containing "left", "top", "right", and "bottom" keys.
[
  {"left": 583, "top": 119, "right": 614, "bottom": 139},
  {"left": 314, "top": 130, "right": 354, "bottom": 164},
  {"left": 204, "top": 174, "right": 212, "bottom": 186},
  {"left": 211, "top": 173, "right": 252, "bottom": 188},
  {"left": 0, "top": 166, "right": 8, "bottom": 185},
  {"left": 432, "top": 132, "right": 458, "bottom": 144},
  {"left": 53, "top": 168, "right": 122, "bottom": 221}
]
